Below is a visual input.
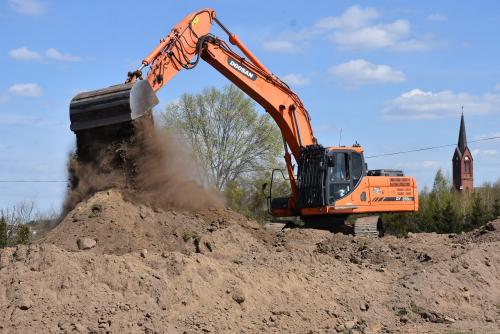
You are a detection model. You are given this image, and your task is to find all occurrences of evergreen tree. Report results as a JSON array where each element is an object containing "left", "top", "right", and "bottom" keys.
[
  {"left": 493, "top": 198, "right": 500, "bottom": 219},
  {"left": 0, "top": 216, "right": 7, "bottom": 248},
  {"left": 439, "top": 197, "right": 463, "bottom": 233},
  {"left": 15, "top": 225, "right": 31, "bottom": 245},
  {"left": 466, "top": 192, "right": 492, "bottom": 229}
]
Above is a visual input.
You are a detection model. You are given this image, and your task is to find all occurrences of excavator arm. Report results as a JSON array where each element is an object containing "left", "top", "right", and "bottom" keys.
[
  {"left": 133, "top": 9, "right": 317, "bottom": 160},
  {"left": 70, "top": 8, "right": 317, "bottom": 207}
]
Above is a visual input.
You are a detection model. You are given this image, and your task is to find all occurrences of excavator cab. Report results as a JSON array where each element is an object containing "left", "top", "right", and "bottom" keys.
[
  {"left": 295, "top": 145, "right": 366, "bottom": 208},
  {"left": 267, "top": 145, "right": 367, "bottom": 214},
  {"left": 325, "top": 149, "right": 365, "bottom": 203}
]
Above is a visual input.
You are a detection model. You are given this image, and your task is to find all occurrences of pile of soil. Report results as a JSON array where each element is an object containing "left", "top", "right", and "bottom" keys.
[
  {"left": 40, "top": 189, "right": 262, "bottom": 256},
  {"left": 1, "top": 190, "right": 499, "bottom": 333}
]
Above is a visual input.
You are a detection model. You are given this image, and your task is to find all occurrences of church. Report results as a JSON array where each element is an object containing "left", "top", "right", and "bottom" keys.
[{"left": 452, "top": 112, "right": 474, "bottom": 192}]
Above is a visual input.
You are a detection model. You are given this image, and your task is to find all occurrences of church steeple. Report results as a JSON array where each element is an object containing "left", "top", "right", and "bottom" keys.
[
  {"left": 458, "top": 110, "right": 467, "bottom": 153},
  {"left": 452, "top": 109, "right": 473, "bottom": 192}
]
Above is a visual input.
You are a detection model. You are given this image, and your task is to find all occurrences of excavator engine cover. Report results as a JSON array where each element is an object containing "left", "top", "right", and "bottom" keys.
[{"left": 69, "top": 80, "right": 159, "bottom": 132}]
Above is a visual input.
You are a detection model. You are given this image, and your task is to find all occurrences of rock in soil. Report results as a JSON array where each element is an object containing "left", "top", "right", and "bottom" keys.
[{"left": 77, "top": 237, "right": 96, "bottom": 250}]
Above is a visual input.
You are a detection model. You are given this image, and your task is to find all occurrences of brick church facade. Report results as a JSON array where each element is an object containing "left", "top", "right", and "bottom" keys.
[{"left": 452, "top": 113, "right": 473, "bottom": 191}]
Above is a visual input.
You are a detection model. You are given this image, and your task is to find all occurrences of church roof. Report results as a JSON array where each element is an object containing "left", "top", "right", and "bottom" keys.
[{"left": 458, "top": 112, "right": 467, "bottom": 153}]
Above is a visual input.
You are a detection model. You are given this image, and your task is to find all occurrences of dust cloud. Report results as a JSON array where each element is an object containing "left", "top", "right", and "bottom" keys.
[{"left": 62, "top": 116, "right": 223, "bottom": 214}]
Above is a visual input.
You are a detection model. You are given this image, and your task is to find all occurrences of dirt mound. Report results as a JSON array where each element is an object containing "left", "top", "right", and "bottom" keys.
[
  {"left": 1, "top": 210, "right": 499, "bottom": 333},
  {"left": 40, "top": 189, "right": 261, "bottom": 256}
]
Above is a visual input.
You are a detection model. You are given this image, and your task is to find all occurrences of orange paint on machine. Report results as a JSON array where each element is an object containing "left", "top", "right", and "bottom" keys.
[{"left": 69, "top": 8, "right": 418, "bottom": 236}]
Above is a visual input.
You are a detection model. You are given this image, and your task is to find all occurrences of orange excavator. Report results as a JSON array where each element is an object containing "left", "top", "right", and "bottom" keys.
[{"left": 69, "top": 9, "right": 418, "bottom": 236}]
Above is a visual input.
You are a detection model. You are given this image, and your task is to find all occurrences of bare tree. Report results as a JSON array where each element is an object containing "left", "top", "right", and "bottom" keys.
[
  {"left": 1, "top": 201, "right": 36, "bottom": 226},
  {"left": 160, "top": 85, "right": 282, "bottom": 190},
  {"left": 0, "top": 201, "right": 36, "bottom": 246}
]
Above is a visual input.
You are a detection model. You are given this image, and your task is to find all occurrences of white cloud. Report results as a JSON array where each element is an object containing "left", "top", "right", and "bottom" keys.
[
  {"left": 329, "top": 59, "right": 406, "bottom": 86},
  {"left": 263, "top": 5, "right": 432, "bottom": 53},
  {"left": 9, "top": 47, "right": 41, "bottom": 60},
  {"left": 315, "top": 5, "right": 379, "bottom": 30},
  {"left": 396, "top": 160, "right": 441, "bottom": 170},
  {"left": 421, "top": 160, "right": 440, "bottom": 168},
  {"left": 427, "top": 13, "right": 447, "bottom": 21},
  {"left": 329, "top": 16, "right": 428, "bottom": 51},
  {"left": 382, "top": 87, "right": 500, "bottom": 120},
  {"left": 262, "top": 40, "right": 298, "bottom": 53},
  {"left": 472, "top": 149, "right": 498, "bottom": 157},
  {"left": 330, "top": 19, "right": 409, "bottom": 50},
  {"left": 8, "top": 83, "right": 43, "bottom": 97},
  {"left": 8, "top": 47, "right": 81, "bottom": 62},
  {"left": 282, "top": 73, "right": 311, "bottom": 86},
  {"left": 8, "top": 0, "right": 45, "bottom": 16},
  {"left": 45, "top": 48, "right": 81, "bottom": 62}
]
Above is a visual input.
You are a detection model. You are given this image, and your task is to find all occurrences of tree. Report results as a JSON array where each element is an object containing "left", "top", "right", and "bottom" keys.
[
  {"left": 493, "top": 198, "right": 500, "bottom": 219},
  {"left": 224, "top": 170, "right": 290, "bottom": 223},
  {"left": 1, "top": 202, "right": 36, "bottom": 247},
  {"left": 438, "top": 196, "right": 463, "bottom": 233},
  {"left": 0, "top": 216, "right": 7, "bottom": 248},
  {"left": 432, "top": 169, "right": 450, "bottom": 194},
  {"left": 15, "top": 225, "right": 31, "bottom": 245},
  {"left": 160, "top": 84, "right": 282, "bottom": 190},
  {"left": 466, "top": 192, "right": 492, "bottom": 229}
]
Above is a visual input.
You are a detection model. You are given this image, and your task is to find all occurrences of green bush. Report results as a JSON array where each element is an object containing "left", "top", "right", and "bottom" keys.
[
  {"left": 384, "top": 169, "right": 499, "bottom": 235},
  {"left": 493, "top": 198, "right": 500, "bottom": 218},
  {"left": 466, "top": 192, "right": 492, "bottom": 229},
  {"left": 15, "top": 224, "right": 31, "bottom": 245}
]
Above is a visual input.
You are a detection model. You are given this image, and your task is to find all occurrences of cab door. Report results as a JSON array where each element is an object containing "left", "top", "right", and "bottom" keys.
[{"left": 326, "top": 151, "right": 365, "bottom": 205}]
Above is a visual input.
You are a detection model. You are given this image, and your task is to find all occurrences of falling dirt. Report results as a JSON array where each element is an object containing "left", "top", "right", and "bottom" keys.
[
  {"left": 62, "top": 116, "right": 223, "bottom": 215},
  {"left": 0, "top": 189, "right": 499, "bottom": 333}
]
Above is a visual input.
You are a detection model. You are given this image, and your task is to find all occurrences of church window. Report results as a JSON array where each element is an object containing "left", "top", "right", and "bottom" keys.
[{"left": 464, "top": 156, "right": 471, "bottom": 174}]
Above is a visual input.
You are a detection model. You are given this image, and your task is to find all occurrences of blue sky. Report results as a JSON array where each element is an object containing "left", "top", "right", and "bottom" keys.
[{"left": 0, "top": 0, "right": 499, "bottom": 212}]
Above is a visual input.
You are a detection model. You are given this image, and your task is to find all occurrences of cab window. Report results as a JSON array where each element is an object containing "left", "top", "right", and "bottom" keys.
[
  {"left": 329, "top": 153, "right": 350, "bottom": 181},
  {"left": 327, "top": 151, "right": 364, "bottom": 203},
  {"left": 328, "top": 152, "right": 351, "bottom": 201},
  {"left": 352, "top": 152, "right": 363, "bottom": 185}
]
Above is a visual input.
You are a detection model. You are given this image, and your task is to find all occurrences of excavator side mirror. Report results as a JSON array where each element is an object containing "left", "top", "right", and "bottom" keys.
[{"left": 261, "top": 182, "right": 268, "bottom": 195}]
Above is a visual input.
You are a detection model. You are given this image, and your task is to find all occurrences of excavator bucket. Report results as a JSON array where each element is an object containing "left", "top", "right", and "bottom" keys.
[{"left": 69, "top": 80, "right": 159, "bottom": 132}]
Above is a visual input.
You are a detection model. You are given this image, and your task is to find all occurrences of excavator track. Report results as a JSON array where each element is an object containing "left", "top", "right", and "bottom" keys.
[{"left": 353, "top": 216, "right": 384, "bottom": 237}]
